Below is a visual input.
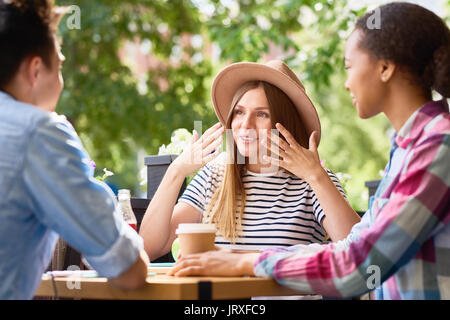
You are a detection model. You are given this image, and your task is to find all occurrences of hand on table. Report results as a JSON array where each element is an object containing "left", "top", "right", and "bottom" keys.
[
  {"left": 168, "top": 250, "right": 259, "bottom": 277},
  {"left": 175, "top": 245, "right": 231, "bottom": 261}
]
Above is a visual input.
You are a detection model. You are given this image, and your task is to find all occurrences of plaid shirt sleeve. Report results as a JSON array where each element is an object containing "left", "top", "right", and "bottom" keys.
[{"left": 254, "top": 134, "right": 450, "bottom": 298}]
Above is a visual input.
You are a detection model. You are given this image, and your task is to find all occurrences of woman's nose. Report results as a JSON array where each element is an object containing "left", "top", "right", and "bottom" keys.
[
  {"left": 241, "top": 114, "right": 253, "bottom": 128},
  {"left": 344, "top": 78, "right": 350, "bottom": 91}
]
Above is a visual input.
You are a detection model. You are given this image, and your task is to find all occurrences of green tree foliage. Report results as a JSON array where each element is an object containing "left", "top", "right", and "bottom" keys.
[
  {"left": 54, "top": 0, "right": 448, "bottom": 210},
  {"left": 57, "top": 0, "right": 215, "bottom": 190}
]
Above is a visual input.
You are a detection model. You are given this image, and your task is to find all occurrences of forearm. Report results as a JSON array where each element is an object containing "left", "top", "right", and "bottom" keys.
[
  {"left": 308, "top": 169, "right": 360, "bottom": 241},
  {"left": 139, "top": 164, "right": 186, "bottom": 259},
  {"left": 255, "top": 195, "right": 444, "bottom": 298},
  {"left": 253, "top": 244, "right": 368, "bottom": 297}
]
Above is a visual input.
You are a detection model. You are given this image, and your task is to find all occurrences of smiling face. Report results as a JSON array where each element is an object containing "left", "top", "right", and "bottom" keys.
[
  {"left": 344, "top": 29, "right": 386, "bottom": 119},
  {"left": 231, "top": 85, "right": 272, "bottom": 161}
]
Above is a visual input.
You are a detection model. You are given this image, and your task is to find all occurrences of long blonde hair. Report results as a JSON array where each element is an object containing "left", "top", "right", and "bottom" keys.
[{"left": 203, "top": 81, "right": 308, "bottom": 243}]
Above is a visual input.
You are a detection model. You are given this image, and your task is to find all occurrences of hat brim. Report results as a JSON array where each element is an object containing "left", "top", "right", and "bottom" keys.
[{"left": 211, "top": 62, "right": 321, "bottom": 146}]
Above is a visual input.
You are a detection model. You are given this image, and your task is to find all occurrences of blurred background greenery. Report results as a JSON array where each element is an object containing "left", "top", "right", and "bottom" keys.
[{"left": 55, "top": 0, "right": 449, "bottom": 211}]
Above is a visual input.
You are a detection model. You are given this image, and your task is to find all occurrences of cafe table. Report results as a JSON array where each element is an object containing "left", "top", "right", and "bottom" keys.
[{"left": 34, "top": 264, "right": 303, "bottom": 300}]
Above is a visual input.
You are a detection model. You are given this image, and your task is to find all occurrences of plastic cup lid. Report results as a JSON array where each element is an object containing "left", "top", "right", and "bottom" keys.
[{"left": 175, "top": 223, "right": 217, "bottom": 234}]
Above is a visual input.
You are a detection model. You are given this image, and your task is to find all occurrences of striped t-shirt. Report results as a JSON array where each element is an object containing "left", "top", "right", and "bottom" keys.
[{"left": 178, "top": 153, "right": 346, "bottom": 251}]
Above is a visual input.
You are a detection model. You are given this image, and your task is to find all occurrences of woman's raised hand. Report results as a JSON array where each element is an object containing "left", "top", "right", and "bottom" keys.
[
  {"left": 171, "top": 122, "right": 224, "bottom": 177},
  {"left": 261, "top": 123, "right": 323, "bottom": 182}
]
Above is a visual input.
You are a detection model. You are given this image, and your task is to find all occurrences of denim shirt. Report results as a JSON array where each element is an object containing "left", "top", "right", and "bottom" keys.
[{"left": 0, "top": 91, "right": 143, "bottom": 299}]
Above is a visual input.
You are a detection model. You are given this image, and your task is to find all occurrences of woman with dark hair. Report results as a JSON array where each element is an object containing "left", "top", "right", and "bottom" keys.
[{"left": 169, "top": 2, "right": 450, "bottom": 300}]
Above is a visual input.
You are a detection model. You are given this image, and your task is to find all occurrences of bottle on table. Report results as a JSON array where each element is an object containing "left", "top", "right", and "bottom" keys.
[{"left": 117, "top": 189, "right": 137, "bottom": 231}]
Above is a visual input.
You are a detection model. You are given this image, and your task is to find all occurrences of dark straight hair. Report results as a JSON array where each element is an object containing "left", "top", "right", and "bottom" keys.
[
  {"left": 0, "top": 0, "right": 62, "bottom": 89},
  {"left": 355, "top": 2, "right": 450, "bottom": 99}
]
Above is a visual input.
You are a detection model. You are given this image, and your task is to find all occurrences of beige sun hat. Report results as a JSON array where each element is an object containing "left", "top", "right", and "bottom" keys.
[{"left": 211, "top": 60, "right": 321, "bottom": 146}]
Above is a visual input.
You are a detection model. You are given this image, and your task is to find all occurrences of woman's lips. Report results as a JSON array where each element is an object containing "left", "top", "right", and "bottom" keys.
[{"left": 239, "top": 136, "right": 258, "bottom": 144}]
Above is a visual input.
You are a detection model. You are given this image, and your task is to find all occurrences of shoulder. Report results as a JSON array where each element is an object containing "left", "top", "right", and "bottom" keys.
[
  {"left": 413, "top": 106, "right": 450, "bottom": 146},
  {"left": 0, "top": 97, "right": 81, "bottom": 155},
  {"left": 421, "top": 111, "right": 450, "bottom": 139},
  {"left": 413, "top": 112, "right": 450, "bottom": 161},
  {"left": 35, "top": 112, "right": 76, "bottom": 135},
  {"left": 30, "top": 112, "right": 81, "bottom": 148},
  {"left": 0, "top": 95, "right": 53, "bottom": 136},
  {"left": 26, "top": 113, "right": 91, "bottom": 173},
  {"left": 409, "top": 133, "right": 450, "bottom": 176}
]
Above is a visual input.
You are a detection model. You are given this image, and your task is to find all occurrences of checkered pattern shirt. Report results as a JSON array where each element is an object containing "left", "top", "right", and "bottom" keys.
[{"left": 254, "top": 100, "right": 450, "bottom": 300}]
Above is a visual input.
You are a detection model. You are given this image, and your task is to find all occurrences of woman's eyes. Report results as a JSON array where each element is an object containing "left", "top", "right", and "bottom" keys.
[{"left": 234, "top": 110, "right": 269, "bottom": 118}]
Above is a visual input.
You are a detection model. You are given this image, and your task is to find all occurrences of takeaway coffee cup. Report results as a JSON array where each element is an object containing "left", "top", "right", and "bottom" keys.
[{"left": 175, "top": 223, "right": 217, "bottom": 255}]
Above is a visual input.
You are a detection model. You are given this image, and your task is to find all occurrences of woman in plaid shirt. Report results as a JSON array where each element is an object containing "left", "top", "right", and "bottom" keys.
[{"left": 169, "top": 2, "right": 450, "bottom": 300}]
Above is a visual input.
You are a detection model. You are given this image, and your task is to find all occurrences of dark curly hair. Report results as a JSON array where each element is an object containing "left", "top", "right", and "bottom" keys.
[
  {"left": 356, "top": 2, "right": 450, "bottom": 98},
  {"left": 0, "top": 0, "right": 64, "bottom": 89}
]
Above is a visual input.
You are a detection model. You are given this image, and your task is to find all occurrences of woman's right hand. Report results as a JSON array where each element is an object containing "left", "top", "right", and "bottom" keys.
[{"left": 171, "top": 122, "right": 224, "bottom": 177}]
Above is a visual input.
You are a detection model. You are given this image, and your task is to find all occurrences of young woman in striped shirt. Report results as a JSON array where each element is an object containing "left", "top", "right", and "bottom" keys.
[
  {"left": 169, "top": 3, "right": 450, "bottom": 300},
  {"left": 139, "top": 60, "right": 361, "bottom": 261}
]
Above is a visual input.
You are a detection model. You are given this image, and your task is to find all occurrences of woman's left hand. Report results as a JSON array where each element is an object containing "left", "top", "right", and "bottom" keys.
[{"left": 261, "top": 123, "right": 324, "bottom": 182}]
